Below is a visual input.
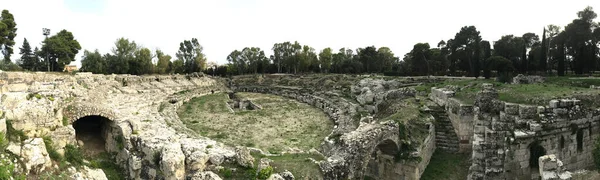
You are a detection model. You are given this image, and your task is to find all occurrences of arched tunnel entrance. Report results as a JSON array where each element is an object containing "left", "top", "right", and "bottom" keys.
[
  {"left": 73, "top": 115, "right": 113, "bottom": 155},
  {"left": 365, "top": 139, "right": 399, "bottom": 180}
]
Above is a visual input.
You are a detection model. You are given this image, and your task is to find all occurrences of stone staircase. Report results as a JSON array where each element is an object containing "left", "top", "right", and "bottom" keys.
[{"left": 429, "top": 106, "right": 460, "bottom": 153}]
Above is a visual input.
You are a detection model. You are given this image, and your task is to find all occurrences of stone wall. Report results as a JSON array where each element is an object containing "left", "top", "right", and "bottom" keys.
[
  {"left": 468, "top": 84, "right": 600, "bottom": 180},
  {"left": 0, "top": 72, "right": 236, "bottom": 180},
  {"left": 430, "top": 87, "right": 474, "bottom": 152}
]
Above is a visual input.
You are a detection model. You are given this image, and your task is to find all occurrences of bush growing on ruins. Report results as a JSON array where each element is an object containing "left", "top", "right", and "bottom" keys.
[
  {"left": 256, "top": 166, "right": 273, "bottom": 180},
  {"left": 65, "top": 144, "right": 84, "bottom": 166},
  {"left": 0, "top": 134, "right": 7, "bottom": 150},
  {"left": 219, "top": 168, "right": 233, "bottom": 178},
  {"left": 35, "top": 93, "right": 42, "bottom": 99},
  {"left": 115, "top": 135, "right": 124, "bottom": 149},
  {"left": 43, "top": 136, "right": 62, "bottom": 161},
  {"left": 6, "top": 120, "right": 27, "bottom": 143},
  {"left": 62, "top": 117, "right": 68, "bottom": 126}
]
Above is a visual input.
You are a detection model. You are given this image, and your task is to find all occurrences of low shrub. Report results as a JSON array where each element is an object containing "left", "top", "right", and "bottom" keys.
[
  {"left": 64, "top": 144, "right": 84, "bottom": 166},
  {"left": 42, "top": 136, "right": 63, "bottom": 161}
]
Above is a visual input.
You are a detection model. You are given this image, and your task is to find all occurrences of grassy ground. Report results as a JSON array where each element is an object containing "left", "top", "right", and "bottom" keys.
[
  {"left": 215, "top": 153, "right": 325, "bottom": 180},
  {"left": 178, "top": 92, "right": 333, "bottom": 153},
  {"left": 415, "top": 76, "right": 600, "bottom": 106},
  {"left": 420, "top": 151, "right": 470, "bottom": 180}
]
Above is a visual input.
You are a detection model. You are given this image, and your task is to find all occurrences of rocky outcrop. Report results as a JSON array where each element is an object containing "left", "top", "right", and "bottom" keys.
[
  {"left": 235, "top": 146, "right": 255, "bottom": 168},
  {"left": 512, "top": 74, "right": 545, "bottom": 84},
  {"left": 70, "top": 166, "right": 109, "bottom": 180},
  {"left": 160, "top": 143, "right": 186, "bottom": 180},
  {"left": 20, "top": 138, "right": 52, "bottom": 175},
  {"left": 188, "top": 171, "right": 222, "bottom": 180},
  {"left": 539, "top": 155, "right": 572, "bottom": 180}
]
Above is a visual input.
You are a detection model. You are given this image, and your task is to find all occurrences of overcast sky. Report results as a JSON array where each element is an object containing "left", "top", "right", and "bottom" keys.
[{"left": 2, "top": 0, "right": 600, "bottom": 67}]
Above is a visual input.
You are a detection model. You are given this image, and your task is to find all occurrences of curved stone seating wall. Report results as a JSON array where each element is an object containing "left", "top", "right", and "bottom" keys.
[{"left": 0, "top": 72, "right": 237, "bottom": 180}]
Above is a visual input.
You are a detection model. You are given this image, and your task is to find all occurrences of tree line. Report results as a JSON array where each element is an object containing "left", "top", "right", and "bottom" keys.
[
  {"left": 2, "top": 7, "right": 600, "bottom": 79},
  {"left": 223, "top": 6, "right": 600, "bottom": 79}
]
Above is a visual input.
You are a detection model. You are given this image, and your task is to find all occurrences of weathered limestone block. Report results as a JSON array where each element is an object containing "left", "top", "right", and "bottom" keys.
[
  {"left": 161, "top": 143, "right": 186, "bottom": 180},
  {"left": 538, "top": 154, "right": 572, "bottom": 180},
  {"left": 21, "top": 138, "right": 52, "bottom": 174},
  {"left": 504, "top": 103, "right": 519, "bottom": 115},
  {"left": 49, "top": 125, "right": 76, "bottom": 156},
  {"left": 70, "top": 166, "right": 109, "bottom": 180},
  {"left": 235, "top": 146, "right": 255, "bottom": 168},
  {"left": 519, "top": 105, "right": 537, "bottom": 119},
  {"left": 128, "top": 155, "right": 142, "bottom": 179},
  {"left": 267, "top": 174, "right": 285, "bottom": 180},
  {"left": 7, "top": 83, "right": 28, "bottom": 92},
  {"left": 188, "top": 171, "right": 222, "bottom": 180},
  {"left": 279, "top": 170, "right": 295, "bottom": 180},
  {"left": 186, "top": 151, "right": 210, "bottom": 172}
]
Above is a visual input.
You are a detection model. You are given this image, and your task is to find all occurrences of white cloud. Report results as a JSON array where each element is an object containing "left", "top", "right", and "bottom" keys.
[{"left": 2, "top": 0, "right": 600, "bottom": 67}]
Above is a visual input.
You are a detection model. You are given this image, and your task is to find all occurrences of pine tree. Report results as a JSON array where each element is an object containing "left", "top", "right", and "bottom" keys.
[
  {"left": 540, "top": 28, "right": 547, "bottom": 74},
  {"left": 18, "top": 38, "right": 36, "bottom": 71}
]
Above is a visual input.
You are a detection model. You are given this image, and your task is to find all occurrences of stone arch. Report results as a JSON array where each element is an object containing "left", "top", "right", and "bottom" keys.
[
  {"left": 363, "top": 136, "right": 400, "bottom": 180},
  {"left": 529, "top": 141, "right": 546, "bottom": 169},
  {"left": 65, "top": 103, "right": 122, "bottom": 154}
]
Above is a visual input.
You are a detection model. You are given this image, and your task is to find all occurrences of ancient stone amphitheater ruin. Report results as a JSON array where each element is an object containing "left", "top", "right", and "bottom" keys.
[{"left": 0, "top": 71, "right": 599, "bottom": 180}]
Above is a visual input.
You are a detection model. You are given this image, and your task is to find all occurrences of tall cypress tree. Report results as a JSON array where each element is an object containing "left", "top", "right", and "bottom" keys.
[
  {"left": 521, "top": 45, "right": 527, "bottom": 74},
  {"left": 558, "top": 42, "right": 565, "bottom": 76},
  {"left": 540, "top": 28, "right": 547, "bottom": 74}
]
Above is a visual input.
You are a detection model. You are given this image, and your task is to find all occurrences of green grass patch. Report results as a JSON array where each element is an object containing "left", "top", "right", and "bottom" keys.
[
  {"left": 420, "top": 151, "right": 470, "bottom": 180},
  {"left": 88, "top": 152, "right": 126, "bottom": 180},
  {"left": 252, "top": 153, "right": 325, "bottom": 179},
  {"left": 178, "top": 92, "right": 332, "bottom": 152}
]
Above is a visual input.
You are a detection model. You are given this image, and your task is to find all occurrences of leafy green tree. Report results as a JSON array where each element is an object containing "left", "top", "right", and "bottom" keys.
[
  {"left": 377, "top": 47, "right": 398, "bottom": 73},
  {"left": 357, "top": 46, "right": 378, "bottom": 73},
  {"left": 108, "top": 38, "right": 137, "bottom": 74},
  {"left": 298, "top": 45, "right": 318, "bottom": 72},
  {"left": 407, "top": 43, "right": 431, "bottom": 75},
  {"left": 130, "top": 47, "right": 153, "bottom": 75},
  {"left": 227, "top": 50, "right": 243, "bottom": 74},
  {"left": 155, "top": 50, "right": 171, "bottom": 74},
  {"left": 451, "top": 26, "right": 482, "bottom": 77},
  {"left": 241, "top": 47, "right": 268, "bottom": 74},
  {"left": 171, "top": 59, "right": 185, "bottom": 74},
  {"left": 18, "top": 38, "right": 37, "bottom": 71},
  {"left": 318, "top": 47, "right": 333, "bottom": 73},
  {"left": 177, "top": 38, "right": 206, "bottom": 73},
  {"left": 564, "top": 6, "right": 597, "bottom": 74},
  {"left": 494, "top": 35, "right": 525, "bottom": 72},
  {"left": 0, "top": 10, "right": 17, "bottom": 63},
  {"left": 80, "top": 50, "right": 105, "bottom": 74},
  {"left": 488, "top": 56, "right": 515, "bottom": 83},
  {"left": 40, "top": 29, "right": 81, "bottom": 71}
]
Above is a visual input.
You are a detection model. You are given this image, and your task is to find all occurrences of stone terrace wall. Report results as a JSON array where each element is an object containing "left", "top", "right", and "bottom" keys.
[
  {"left": 430, "top": 87, "right": 474, "bottom": 152},
  {"left": 469, "top": 84, "right": 600, "bottom": 180}
]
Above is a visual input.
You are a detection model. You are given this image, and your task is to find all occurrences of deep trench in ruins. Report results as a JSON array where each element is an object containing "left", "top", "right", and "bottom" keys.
[{"left": 73, "top": 116, "right": 111, "bottom": 155}]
